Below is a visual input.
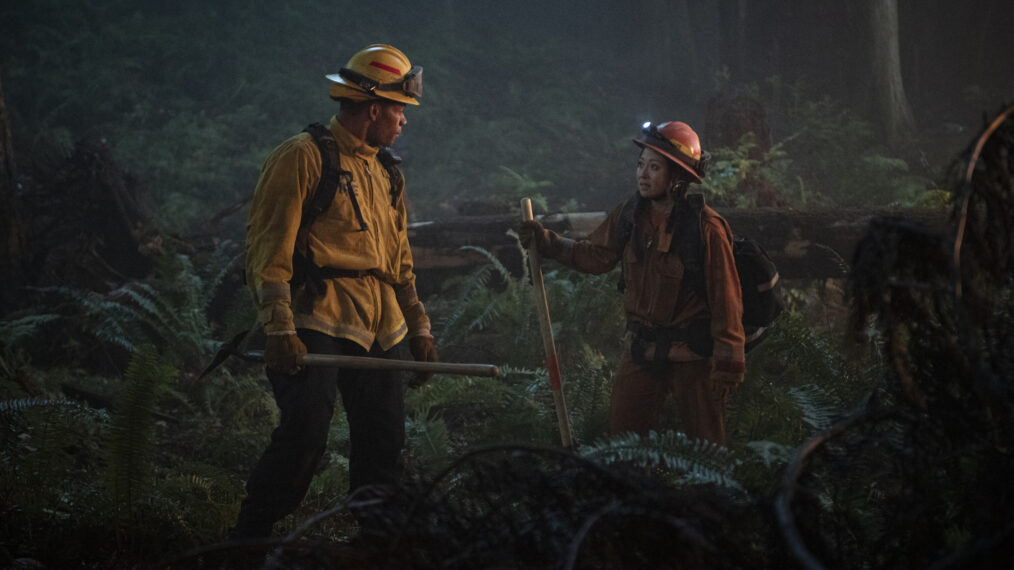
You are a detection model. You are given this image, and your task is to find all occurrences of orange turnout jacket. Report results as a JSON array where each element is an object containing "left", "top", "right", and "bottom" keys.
[{"left": 551, "top": 198, "right": 746, "bottom": 378}]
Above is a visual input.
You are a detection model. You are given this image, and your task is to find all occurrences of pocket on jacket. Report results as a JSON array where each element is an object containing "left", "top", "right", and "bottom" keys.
[{"left": 645, "top": 252, "right": 684, "bottom": 321}]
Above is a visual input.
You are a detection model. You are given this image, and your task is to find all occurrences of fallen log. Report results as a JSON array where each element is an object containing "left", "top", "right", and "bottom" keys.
[{"left": 408, "top": 207, "right": 949, "bottom": 293}]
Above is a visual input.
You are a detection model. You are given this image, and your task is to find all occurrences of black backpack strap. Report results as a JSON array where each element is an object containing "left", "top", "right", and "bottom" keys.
[
  {"left": 626, "top": 319, "right": 714, "bottom": 372},
  {"left": 378, "top": 147, "right": 404, "bottom": 207},
  {"left": 615, "top": 192, "right": 644, "bottom": 293},
  {"left": 303, "top": 123, "right": 367, "bottom": 232},
  {"left": 676, "top": 193, "right": 707, "bottom": 298},
  {"left": 291, "top": 123, "right": 365, "bottom": 306}
]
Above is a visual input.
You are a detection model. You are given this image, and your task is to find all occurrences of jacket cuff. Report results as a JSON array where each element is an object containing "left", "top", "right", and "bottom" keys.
[
  {"left": 260, "top": 302, "right": 295, "bottom": 334},
  {"left": 395, "top": 283, "right": 431, "bottom": 338},
  {"left": 542, "top": 233, "right": 573, "bottom": 260}
]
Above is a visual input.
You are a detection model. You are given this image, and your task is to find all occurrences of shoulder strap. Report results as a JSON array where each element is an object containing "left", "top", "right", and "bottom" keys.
[
  {"left": 615, "top": 192, "right": 644, "bottom": 293},
  {"left": 677, "top": 193, "right": 707, "bottom": 298},
  {"left": 378, "top": 146, "right": 404, "bottom": 209},
  {"left": 615, "top": 192, "right": 641, "bottom": 252},
  {"left": 302, "top": 123, "right": 367, "bottom": 233},
  {"left": 290, "top": 123, "right": 361, "bottom": 300}
]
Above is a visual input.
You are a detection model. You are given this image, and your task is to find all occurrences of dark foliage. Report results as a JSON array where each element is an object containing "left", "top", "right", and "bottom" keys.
[
  {"left": 178, "top": 446, "right": 772, "bottom": 570},
  {"left": 775, "top": 103, "right": 1014, "bottom": 569}
]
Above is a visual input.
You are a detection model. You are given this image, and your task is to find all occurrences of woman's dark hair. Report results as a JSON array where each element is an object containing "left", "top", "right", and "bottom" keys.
[{"left": 639, "top": 147, "right": 695, "bottom": 192}]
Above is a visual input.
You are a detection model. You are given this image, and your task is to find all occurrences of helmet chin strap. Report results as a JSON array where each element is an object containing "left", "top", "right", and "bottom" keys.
[{"left": 669, "top": 179, "right": 689, "bottom": 198}]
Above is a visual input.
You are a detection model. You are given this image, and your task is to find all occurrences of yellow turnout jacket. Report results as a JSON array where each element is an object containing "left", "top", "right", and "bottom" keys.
[{"left": 245, "top": 117, "right": 430, "bottom": 350}]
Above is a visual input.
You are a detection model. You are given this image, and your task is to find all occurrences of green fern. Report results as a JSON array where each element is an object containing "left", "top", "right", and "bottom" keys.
[
  {"left": 23, "top": 245, "right": 241, "bottom": 371},
  {"left": 0, "top": 397, "right": 109, "bottom": 423},
  {"left": 435, "top": 245, "right": 513, "bottom": 349},
  {"left": 744, "top": 440, "right": 794, "bottom": 469},
  {"left": 580, "top": 430, "right": 745, "bottom": 491},
  {"left": 154, "top": 461, "right": 245, "bottom": 540},
  {"left": 0, "top": 314, "right": 62, "bottom": 346},
  {"left": 406, "top": 415, "right": 453, "bottom": 469},
  {"left": 105, "top": 345, "right": 176, "bottom": 516},
  {"left": 0, "top": 395, "right": 111, "bottom": 525},
  {"left": 788, "top": 384, "right": 844, "bottom": 431}
]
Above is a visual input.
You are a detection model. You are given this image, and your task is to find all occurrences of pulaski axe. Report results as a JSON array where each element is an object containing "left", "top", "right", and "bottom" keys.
[
  {"left": 521, "top": 198, "right": 575, "bottom": 449},
  {"left": 199, "top": 330, "right": 499, "bottom": 380}
]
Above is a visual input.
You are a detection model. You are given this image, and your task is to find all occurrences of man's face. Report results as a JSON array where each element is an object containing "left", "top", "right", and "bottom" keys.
[
  {"left": 637, "top": 147, "right": 674, "bottom": 200},
  {"left": 366, "top": 101, "right": 407, "bottom": 147}
]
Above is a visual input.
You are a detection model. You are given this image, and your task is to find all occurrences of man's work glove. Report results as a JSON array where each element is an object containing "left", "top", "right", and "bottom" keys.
[
  {"left": 409, "top": 335, "right": 439, "bottom": 388},
  {"left": 519, "top": 220, "right": 558, "bottom": 258},
  {"left": 264, "top": 332, "right": 307, "bottom": 375},
  {"left": 709, "top": 369, "right": 744, "bottom": 401}
]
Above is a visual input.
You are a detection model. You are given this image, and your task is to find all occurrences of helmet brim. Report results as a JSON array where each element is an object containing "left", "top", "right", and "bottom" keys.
[
  {"left": 632, "top": 139, "right": 702, "bottom": 183},
  {"left": 326, "top": 75, "right": 420, "bottom": 105}
]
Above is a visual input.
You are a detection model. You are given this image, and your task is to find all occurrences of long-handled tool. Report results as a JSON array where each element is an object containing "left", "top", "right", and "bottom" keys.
[
  {"left": 248, "top": 350, "right": 498, "bottom": 377},
  {"left": 198, "top": 333, "right": 499, "bottom": 380},
  {"left": 521, "top": 198, "right": 575, "bottom": 449}
]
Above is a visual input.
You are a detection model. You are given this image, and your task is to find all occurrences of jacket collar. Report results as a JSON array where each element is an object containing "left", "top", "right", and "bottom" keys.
[{"left": 329, "top": 115, "right": 379, "bottom": 160}]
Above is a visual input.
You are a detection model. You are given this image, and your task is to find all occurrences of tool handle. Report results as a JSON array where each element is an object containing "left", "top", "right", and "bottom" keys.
[
  {"left": 242, "top": 351, "right": 499, "bottom": 377},
  {"left": 521, "top": 198, "right": 574, "bottom": 448}
]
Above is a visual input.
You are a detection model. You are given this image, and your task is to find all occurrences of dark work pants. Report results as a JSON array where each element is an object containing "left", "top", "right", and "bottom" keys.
[{"left": 233, "top": 329, "right": 406, "bottom": 538}]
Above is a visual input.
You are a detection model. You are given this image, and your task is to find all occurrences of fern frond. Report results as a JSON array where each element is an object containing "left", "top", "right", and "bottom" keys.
[
  {"left": 458, "top": 245, "right": 511, "bottom": 281},
  {"left": 789, "top": 384, "right": 841, "bottom": 431},
  {"left": 0, "top": 314, "right": 62, "bottom": 345},
  {"left": 406, "top": 415, "right": 452, "bottom": 468},
  {"left": 0, "top": 397, "right": 109, "bottom": 422},
  {"left": 199, "top": 248, "right": 243, "bottom": 313},
  {"left": 105, "top": 345, "right": 176, "bottom": 515},
  {"left": 581, "top": 430, "right": 744, "bottom": 490},
  {"left": 745, "top": 440, "right": 794, "bottom": 468},
  {"left": 405, "top": 375, "right": 507, "bottom": 417}
]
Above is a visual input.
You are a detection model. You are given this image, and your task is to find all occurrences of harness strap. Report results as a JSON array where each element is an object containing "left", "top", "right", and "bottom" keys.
[
  {"left": 627, "top": 318, "right": 715, "bottom": 370},
  {"left": 304, "top": 123, "right": 367, "bottom": 233},
  {"left": 675, "top": 194, "right": 706, "bottom": 298},
  {"left": 292, "top": 124, "right": 405, "bottom": 311},
  {"left": 628, "top": 321, "right": 691, "bottom": 370},
  {"left": 378, "top": 147, "right": 404, "bottom": 211}
]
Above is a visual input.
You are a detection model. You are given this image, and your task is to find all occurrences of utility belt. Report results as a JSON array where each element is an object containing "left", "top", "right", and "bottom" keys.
[
  {"left": 627, "top": 319, "right": 714, "bottom": 369},
  {"left": 292, "top": 250, "right": 370, "bottom": 303},
  {"left": 316, "top": 267, "right": 367, "bottom": 280}
]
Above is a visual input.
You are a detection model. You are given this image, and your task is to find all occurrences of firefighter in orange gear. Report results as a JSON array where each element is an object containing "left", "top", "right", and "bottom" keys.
[
  {"left": 520, "top": 121, "right": 745, "bottom": 445},
  {"left": 233, "top": 44, "right": 436, "bottom": 539}
]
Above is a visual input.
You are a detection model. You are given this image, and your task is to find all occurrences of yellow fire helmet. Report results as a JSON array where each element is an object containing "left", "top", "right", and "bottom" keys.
[{"left": 326, "top": 44, "right": 422, "bottom": 105}]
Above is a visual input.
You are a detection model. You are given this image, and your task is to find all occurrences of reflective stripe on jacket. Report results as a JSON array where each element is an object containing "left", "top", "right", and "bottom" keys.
[{"left": 245, "top": 116, "right": 429, "bottom": 350}]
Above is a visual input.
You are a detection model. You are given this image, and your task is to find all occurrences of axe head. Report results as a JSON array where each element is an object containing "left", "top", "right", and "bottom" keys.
[{"left": 197, "top": 327, "right": 265, "bottom": 380}]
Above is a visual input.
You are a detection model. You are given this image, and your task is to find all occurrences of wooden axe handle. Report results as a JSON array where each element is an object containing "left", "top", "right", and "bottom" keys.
[{"left": 242, "top": 351, "right": 499, "bottom": 377}]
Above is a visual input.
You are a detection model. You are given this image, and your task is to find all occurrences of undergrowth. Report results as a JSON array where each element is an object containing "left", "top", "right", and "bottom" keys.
[{"left": 0, "top": 236, "right": 867, "bottom": 566}]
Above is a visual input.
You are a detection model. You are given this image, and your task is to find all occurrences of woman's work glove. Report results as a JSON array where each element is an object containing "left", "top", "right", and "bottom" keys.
[
  {"left": 518, "top": 220, "right": 562, "bottom": 259},
  {"left": 264, "top": 332, "right": 307, "bottom": 375},
  {"left": 409, "top": 335, "right": 439, "bottom": 388},
  {"left": 709, "top": 369, "right": 744, "bottom": 401}
]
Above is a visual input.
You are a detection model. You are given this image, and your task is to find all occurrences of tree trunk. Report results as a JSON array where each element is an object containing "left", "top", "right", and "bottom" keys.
[
  {"left": 869, "top": 0, "right": 916, "bottom": 145},
  {"left": 635, "top": 0, "right": 697, "bottom": 97},
  {"left": 717, "top": 0, "right": 749, "bottom": 81},
  {"left": 0, "top": 69, "right": 28, "bottom": 312}
]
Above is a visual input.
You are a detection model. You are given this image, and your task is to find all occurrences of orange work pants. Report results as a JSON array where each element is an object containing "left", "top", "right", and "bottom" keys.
[{"left": 609, "top": 352, "right": 726, "bottom": 445}]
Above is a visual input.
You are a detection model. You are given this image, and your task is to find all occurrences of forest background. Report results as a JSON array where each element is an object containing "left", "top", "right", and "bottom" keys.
[{"left": 1, "top": 0, "right": 1013, "bottom": 568}]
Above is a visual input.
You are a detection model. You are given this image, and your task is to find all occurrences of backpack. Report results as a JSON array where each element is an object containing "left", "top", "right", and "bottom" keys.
[
  {"left": 291, "top": 123, "right": 404, "bottom": 299},
  {"left": 617, "top": 192, "right": 783, "bottom": 353}
]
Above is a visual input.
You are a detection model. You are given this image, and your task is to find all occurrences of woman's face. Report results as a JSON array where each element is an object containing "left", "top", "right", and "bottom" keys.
[{"left": 636, "top": 147, "right": 675, "bottom": 200}]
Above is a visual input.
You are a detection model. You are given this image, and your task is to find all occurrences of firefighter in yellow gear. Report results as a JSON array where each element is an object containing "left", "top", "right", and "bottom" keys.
[{"left": 232, "top": 44, "right": 437, "bottom": 539}]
